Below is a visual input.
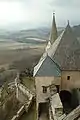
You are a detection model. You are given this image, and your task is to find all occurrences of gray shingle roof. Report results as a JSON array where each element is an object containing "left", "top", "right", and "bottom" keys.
[
  {"left": 49, "top": 24, "right": 80, "bottom": 70},
  {"left": 33, "top": 53, "right": 61, "bottom": 77},
  {"left": 33, "top": 52, "right": 47, "bottom": 76}
]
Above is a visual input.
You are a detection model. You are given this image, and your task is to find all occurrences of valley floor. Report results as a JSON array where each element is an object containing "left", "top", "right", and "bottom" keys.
[{"left": 0, "top": 45, "right": 45, "bottom": 70}]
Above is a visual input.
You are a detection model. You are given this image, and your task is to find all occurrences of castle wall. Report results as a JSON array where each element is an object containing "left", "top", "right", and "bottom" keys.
[
  {"left": 35, "top": 76, "right": 61, "bottom": 104},
  {"left": 61, "top": 71, "right": 80, "bottom": 91},
  {"left": 35, "top": 76, "right": 61, "bottom": 120},
  {"left": 35, "top": 77, "right": 54, "bottom": 104}
]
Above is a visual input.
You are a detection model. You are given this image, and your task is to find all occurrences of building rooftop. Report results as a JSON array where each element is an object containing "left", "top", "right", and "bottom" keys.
[
  {"left": 49, "top": 23, "right": 80, "bottom": 70},
  {"left": 33, "top": 53, "right": 61, "bottom": 77},
  {"left": 33, "top": 15, "right": 80, "bottom": 77}
]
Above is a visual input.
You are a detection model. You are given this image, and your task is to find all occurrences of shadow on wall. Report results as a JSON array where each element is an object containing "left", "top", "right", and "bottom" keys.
[
  {"left": 59, "top": 90, "right": 79, "bottom": 114},
  {"left": 38, "top": 102, "right": 49, "bottom": 118},
  {"left": 71, "top": 89, "right": 80, "bottom": 108}
]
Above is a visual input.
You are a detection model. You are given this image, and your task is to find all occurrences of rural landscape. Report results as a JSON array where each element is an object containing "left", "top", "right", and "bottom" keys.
[
  {"left": 0, "top": 0, "right": 80, "bottom": 120},
  {"left": 0, "top": 28, "right": 46, "bottom": 120},
  {"left": 0, "top": 19, "right": 80, "bottom": 120}
]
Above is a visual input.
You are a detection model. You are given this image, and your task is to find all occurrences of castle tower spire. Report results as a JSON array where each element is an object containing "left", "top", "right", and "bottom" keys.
[
  {"left": 67, "top": 20, "right": 69, "bottom": 26},
  {"left": 50, "top": 13, "right": 58, "bottom": 44}
]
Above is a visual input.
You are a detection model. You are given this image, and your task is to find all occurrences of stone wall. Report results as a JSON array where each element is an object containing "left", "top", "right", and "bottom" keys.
[{"left": 35, "top": 77, "right": 54, "bottom": 104}]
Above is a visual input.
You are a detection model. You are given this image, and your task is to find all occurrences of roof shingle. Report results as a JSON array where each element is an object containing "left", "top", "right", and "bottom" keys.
[{"left": 49, "top": 24, "right": 80, "bottom": 70}]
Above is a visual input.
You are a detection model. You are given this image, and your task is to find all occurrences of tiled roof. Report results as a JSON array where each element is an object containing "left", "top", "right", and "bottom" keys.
[
  {"left": 49, "top": 24, "right": 80, "bottom": 70},
  {"left": 33, "top": 52, "right": 47, "bottom": 76},
  {"left": 33, "top": 53, "right": 61, "bottom": 77}
]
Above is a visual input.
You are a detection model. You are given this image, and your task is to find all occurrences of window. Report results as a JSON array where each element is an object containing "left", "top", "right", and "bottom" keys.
[
  {"left": 56, "top": 85, "right": 59, "bottom": 93},
  {"left": 42, "top": 86, "right": 47, "bottom": 93},
  {"left": 67, "top": 76, "right": 70, "bottom": 80}
]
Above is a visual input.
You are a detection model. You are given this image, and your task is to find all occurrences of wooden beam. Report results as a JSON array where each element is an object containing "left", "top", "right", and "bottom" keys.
[{"left": 63, "top": 105, "right": 80, "bottom": 120}]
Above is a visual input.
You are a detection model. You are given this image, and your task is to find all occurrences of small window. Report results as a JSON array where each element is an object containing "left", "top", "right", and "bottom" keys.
[
  {"left": 42, "top": 86, "right": 47, "bottom": 93},
  {"left": 56, "top": 85, "right": 59, "bottom": 93},
  {"left": 67, "top": 76, "right": 70, "bottom": 80}
]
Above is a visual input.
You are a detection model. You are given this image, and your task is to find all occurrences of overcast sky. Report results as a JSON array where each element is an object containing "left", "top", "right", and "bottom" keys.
[{"left": 0, "top": 0, "right": 80, "bottom": 30}]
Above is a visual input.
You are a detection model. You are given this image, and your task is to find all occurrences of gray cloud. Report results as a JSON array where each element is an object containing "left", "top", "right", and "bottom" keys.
[
  {"left": 0, "top": 0, "right": 80, "bottom": 30},
  {"left": 50, "top": 0, "right": 80, "bottom": 7}
]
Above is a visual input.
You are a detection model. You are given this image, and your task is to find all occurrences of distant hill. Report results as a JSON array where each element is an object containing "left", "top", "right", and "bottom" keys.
[
  {"left": 7, "top": 27, "right": 63, "bottom": 43},
  {"left": 10, "top": 28, "right": 50, "bottom": 41},
  {"left": 0, "top": 25, "right": 80, "bottom": 44},
  {"left": 72, "top": 25, "right": 80, "bottom": 43},
  {"left": 0, "top": 28, "right": 49, "bottom": 44},
  {"left": 73, "top": 25, "right": 80, "bottom": 37}
]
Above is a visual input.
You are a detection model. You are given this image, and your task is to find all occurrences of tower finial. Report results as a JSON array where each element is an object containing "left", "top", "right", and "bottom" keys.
[
  {"left": 66, "top": 20, "right": 71, "bottom": 29},
  {"left": 53, "top": 10, "right": 55, "bottom": 14},
  {"left": 53, "top": 12, "right": 55, "bottom": 15},
  {"left": 67, "top": 20, "right": 69, "bottom": 26},
  {"left": 53, "top": 10, "right": 55, "bottom": 17}
]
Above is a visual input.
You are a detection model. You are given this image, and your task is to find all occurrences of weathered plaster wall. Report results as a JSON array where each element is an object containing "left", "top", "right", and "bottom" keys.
[
  {"left": 61, "top": 71, "right": 80, "bottom": 91},
  {"left": 35, "top": 77, "right": 53, "bottom": 104},
  {"left": 35, "top": 76, "right": 61, "bottom": 104}
]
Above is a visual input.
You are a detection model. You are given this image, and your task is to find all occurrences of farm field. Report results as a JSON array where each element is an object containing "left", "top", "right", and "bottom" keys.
[{"left": 0, "top": 39, "right": 45, "bottom": 70}]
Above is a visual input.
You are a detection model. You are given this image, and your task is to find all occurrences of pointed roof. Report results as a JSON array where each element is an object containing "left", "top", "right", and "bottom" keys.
[
  {"left": 48, "top": 22, "right": 80, "bottom": 70},
  {"left": 33, "top": 53, "right": 61, "bottom": 77},
  {"left": 33, "top": 21, "right": 80, "bottom": 77},
  {"left": 50, "top": 13, "right": 58, "bottom": 44}
]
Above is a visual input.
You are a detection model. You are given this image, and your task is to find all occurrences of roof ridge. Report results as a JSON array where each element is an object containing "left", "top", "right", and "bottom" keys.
[
  {"left": 48, "top": 30, "right": 65, "bottom": 58},
  {"left": 33, "top": 53, "right": 48, "bottom": 76},
  {"left": 49, "top": 24, "right": 74, "bottom": 58}
]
